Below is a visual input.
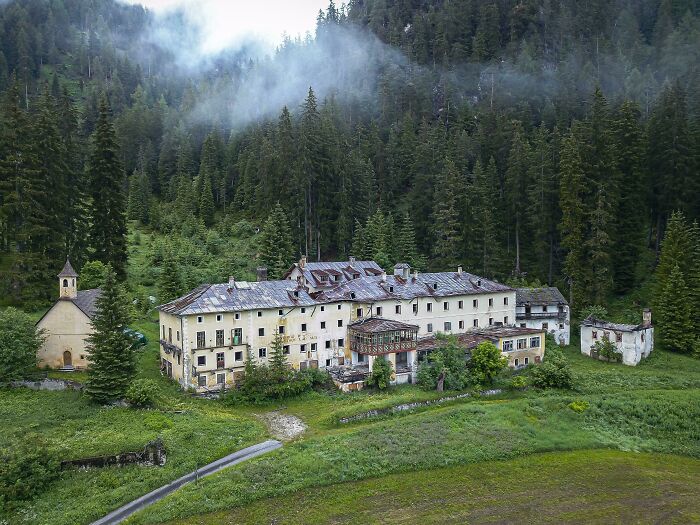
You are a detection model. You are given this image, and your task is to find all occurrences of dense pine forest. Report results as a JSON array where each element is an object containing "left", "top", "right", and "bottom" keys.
[{"left": 0, "top": 0, "right": 699, "bottom": 312}]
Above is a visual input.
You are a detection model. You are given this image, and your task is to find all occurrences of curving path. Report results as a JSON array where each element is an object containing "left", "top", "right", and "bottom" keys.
[{"left": 91, "top": 439, "right": 282, "bottom": 525}]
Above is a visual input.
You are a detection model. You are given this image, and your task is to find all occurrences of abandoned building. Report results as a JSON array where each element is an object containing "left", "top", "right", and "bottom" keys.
[
  {"left": 580, "top": 309, "right": 654, "bottom": 366},
  {"left": 515, "top": 287, "right": 570, "bottom": 345},
  {"left": 36, "top": 260, "right": 102, "bottom": 370},
  {"left": 158, "top": 258, "right": 546, "bottom": 392}
]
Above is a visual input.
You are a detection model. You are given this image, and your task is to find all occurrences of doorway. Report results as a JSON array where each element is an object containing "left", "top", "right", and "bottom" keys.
[{"left": 63, "top": 350, "right": 72, "bottom": 368}]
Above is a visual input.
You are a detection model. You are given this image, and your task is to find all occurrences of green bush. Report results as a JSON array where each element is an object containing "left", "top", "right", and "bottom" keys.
[
  {"left": 0, "top": 436, "right": 60, "bottom": 510},
  {"left": 509, "top": 375, "right": 528, "bottom": 390},
  {"left": 469, "top": 342, "right": 508, "bottom": 387},
  {"left": 531, "top": 350, "right": 574, "bottom": 389},
  {"left": 0, "top": 308, "right": 44, "bottom": 383},
  {"left": 366, "top": 356, "right": 393, "bottom": 390},
  {"left": 417, "top": 334, "right": 471, "bottom": 391},
  {"left": 568, "top": 400, "right": 590, "bottom": 413},
  {"left": 593, "top": 339, "right": 622, "bottom": 363},
  {"left": 125, "top": 379, "right": 160, "bottom": 407}
]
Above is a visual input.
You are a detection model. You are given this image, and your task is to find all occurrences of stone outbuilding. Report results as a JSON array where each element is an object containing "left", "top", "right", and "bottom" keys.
[
  {"left": 580, "top": 310, "right": 654, "bottom": 366},
  {"left": 36, "top": 260, "right": 101, "bottom": 370}
]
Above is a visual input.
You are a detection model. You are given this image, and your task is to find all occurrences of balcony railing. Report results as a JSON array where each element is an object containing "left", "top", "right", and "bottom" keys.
[{"left": 516, "top": 311, "right": 566, "bottom": 320}]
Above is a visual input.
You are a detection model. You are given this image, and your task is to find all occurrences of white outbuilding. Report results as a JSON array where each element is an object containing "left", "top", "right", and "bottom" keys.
[{"left": 580, "top": 309, "right": 653, "bottom": 366}]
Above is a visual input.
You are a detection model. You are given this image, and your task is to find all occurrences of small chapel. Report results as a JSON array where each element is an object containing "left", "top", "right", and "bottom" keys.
[{"left": 36, "top": 260, "right": 102, "bottom": 370}]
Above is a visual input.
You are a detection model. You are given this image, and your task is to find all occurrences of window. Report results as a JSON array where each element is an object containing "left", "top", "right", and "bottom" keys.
[
  {"left": 216, "top": 352, "right": 225, "bottom": 368},
  {"left": 258, "top": 348, "right": 267, "bottom": 358},
  {"left": 473, "top": 319, "right": 479, "bottom": 327},
  {"left": 217, "top": 373, "right": 225, "bottom": 385},
  {"left": 503, "top": 340, "right": 513, "bottom": 352},
  {"left": 279, "top": 309, "right": 283, "bottom": 316},
  {"left": 389, "top": 286, "right": 394, "bottom": 292},
  {"left": 489, "top": 298, "right": 494, "bottom": 307},
  {"left": 301, "top": 307, "right": 306, "bottom": 313},
  {"left": 283, "top": 345, "right": 290, "bottom": 355},
  {"left": 325, "top": 340, "right": 331, "bottom": 349},
  {"left": 603, "top": 331, "right": 610, "bottom": 340},
  {"left": 433, "top": 283, "right": 438, "bottom": 290},
  {"left": 338, "top": 319, "right": 343, "bottom": 327},
  {"left": 520, "top": 323, "right": 526, "bottom": 328},
  {"left": 198, "top": 375, "right": 206, "bottom": 387},
  {"left": 311, "top": 343, "right": 317, "bottom": 351},
  {"left": 530, "top": 337, "right": 540, "bottom": 348},
  {"left": 444, "top": 322, "right": 452, "bottom": 331},
  {"left": 489, "top": 318, "right": 494, "bottom": 326},
  {"left": 427, "top": 303, "right": 432, "bottom": 312},
  {"left": 320, "top": 306, "right": 325, "bottom": 312},
  {"left": 357, "top": 353, "right": 365, "bottom": 362},
  {"left": 234, "top": 313, "right": 241, "bottom": 320},
  {"left": 326, "top": 359, "right": 331, "bottom": 367},
  {"left": 542, "top": 322, "right": 549, "bottom": 330},
  {"left": 413, "top": 303, "right": 418, "bottom": 314},
  {"left": 278, "top": 325, "right": 285, "bottom": 335},
  {"left": 427, "top": 323, "right": 433, "bottom": 333},
  {"left": 216, "top": 330, "right": 224, "bottom": 347},
  {"left": 351, "top": 293, "right": 356, "bottom": 299},
  {"left": 196, "top": 331, "right": 206, "bottom": 349},
  {"left": 357, "top": 308, "right": 363, "bottom": 317},
  {"left": 216, "top": 314, "right": 223, "bottom": 322},
  {"left": 514, "top": 358, "right": 519, "bottom": 367},
  {"left": 592, "top": 330, "right": 598, "bottom": 339},
  {"left": 459, "top": 320, "right": 464, "bottom": 329},
  {"left": 177, "top": 354, "right": 180, "bottom": 365},
  {"left": 543, "top": 305, "right": 548, "bottom": 312},
  {"left": 176, "top": 330, "right": 180, "bottom": 341},
  {"left": 301, "top": 323, "right": 307, "bottom": 332},
  {"left": 300, "top": 344, "right": 307, "bottom": 353},
  {"left": 197, "top": 355, "right": 206, "bottom": 366},
  {"left": 258, "top": 327, "right": 265, "bottom": 337},
  {"left": 376, "top": 306, "right": 382, "bottom": 316},
  {"left": 641, "top": 333, "right": 645, "bottom": 342},
  {"left": 503, "top": 316, "right": 509, "bottom": 325},
  {"left": 443, "top": 301, "right": 449, "bottom": 311},
  {"left": 63, "top": 278, "right": 68, "bottom": 287},
  {"left": 234, "top": 351, "right": 243, "bottom": 361},
  {"left": 168, "top": 327, "right": 172, "bottom": 343},
  {"left": 162, "top": 325, "right": 165, "bottom": 339},
  {"left": 559, "top": 323, "right": 564, "bottom": 329},
  {"left": 517, "top": 338, "right": 527, "bottom": 350},
  {"left": 395, "top": 305, "right": 401, "bottom": 314},
  {"left": 232, "top": 328, "right": 242, "bottom": 344},
  {"left": 337, "top": 304, "right": 342, "bottom": 310},
  {"left": 458, "top": 300, "right": 463, "bottom": 309},
  {"left": 504, "top": 297, "right": 509, "bottom": 305},
  {"left": 524, "top": 357, "right": 529, "bottom": 365},
  {"left": 338, "top": 338, "right": 344, "bottom": 347},
  {"left": 321, "top": 321, "right": 326, "bottom": 329},
  {"left": 197, "top": 316, "right": 203, "bottom": 323},
  {"left": 616, "top": 332, "right": 622, "bottom": 343},
  {"left": 473, "top": 299, "right": 478, "bottom": 308}
]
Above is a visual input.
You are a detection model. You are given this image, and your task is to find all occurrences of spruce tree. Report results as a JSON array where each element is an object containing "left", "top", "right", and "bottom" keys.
[
  {"left": 472, "top": 158, "right": 500, "bottom": 277},
  {"left": 268, "top": 330, "right": 290, "bottom": 382},
  {"left": 396, "top": 213, "right": 425, "bottom": 270},
  {"left": 432, "top": 159, "right": 463, "bottom": 269},
  {"left": 85, "top": 265, "right": 134, "bottom": 403},
  {"left": 198, "top": 173, "right": 215, "bottom": 227},
  {"left": 88, "top": 95, "right": 127, "bottom": 279},
  {"left": 259, "top": 203, "right": 295, "bottom": 279},
  {"left": 158, "top": 248, "right": 183, "bottom": 303},
  {"left": 656, "top": 264, "right": 695, "bottom": 353},
  {"left": 505, "top": 126, "right": 530, "bottom": 275}
]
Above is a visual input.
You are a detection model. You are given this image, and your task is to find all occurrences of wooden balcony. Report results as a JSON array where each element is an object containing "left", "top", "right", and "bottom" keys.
[{"left": 348, "top": 317, "right": 419, "bottom": 356}]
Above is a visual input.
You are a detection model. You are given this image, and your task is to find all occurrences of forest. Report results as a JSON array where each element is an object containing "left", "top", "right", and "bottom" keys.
[{"left": 0, "top": 0, "right": 698, "bottom": 312}]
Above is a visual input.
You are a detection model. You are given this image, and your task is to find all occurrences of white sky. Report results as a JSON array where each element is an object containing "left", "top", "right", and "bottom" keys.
[{"left": 124, "top": 0, "right": 328, "bottom": 52}]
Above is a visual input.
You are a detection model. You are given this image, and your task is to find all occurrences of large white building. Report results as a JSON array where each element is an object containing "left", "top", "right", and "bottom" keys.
[
  {"left": 158, "top": 259, "right": 543, "bottom": 392},
  {"left": 515, "top": 287, "right": 570, "bottom": 345},
  {"left": 580, "top": 310, "right": 654, "bottom": 366}
]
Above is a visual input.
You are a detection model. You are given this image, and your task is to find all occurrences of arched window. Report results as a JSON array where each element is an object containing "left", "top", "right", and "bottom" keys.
[{"left": 63, "top": 279, "right": 68, "bottom": 287}]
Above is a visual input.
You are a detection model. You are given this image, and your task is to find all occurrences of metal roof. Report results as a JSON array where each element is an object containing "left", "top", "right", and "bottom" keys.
[
  {"left": 581, "top": 317, "right": 648, "bottom": 332},
  {"left": 516, "top": 287, "right": 568, "bottom": 305},
  {"left": 58, "top": 259, "right": 78, "bottom": 278},
  {"left": 158, "top": 280, "right": 318, "bottom": 315},
  {"left": 348, "top": 317, "right": 419, "bottom": 333},
  {"left": 319, "top": 271, "right": 511, "bottom": 303},
  {"left": 285, "top": 260, "right": 384, "bottom": 289}
]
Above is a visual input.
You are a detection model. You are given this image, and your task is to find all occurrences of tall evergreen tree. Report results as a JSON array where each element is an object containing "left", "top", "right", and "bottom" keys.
[
  {"left": 84, "top": 265, "right": 134, "bottom": 403},
  {"left": 198, "top": 173, "right": 215, "bottom": 227},
  {"left": 432, "top": 159, "right": 463, "bottom": 269},
  {"left": 259, "top": 203, "right": 295, "bottom": 280},
  {"left": 656, "top": 264, "right": 695, "bottom": 353},
  {"left": 88, "top": 95, "right": 127, "bottom": 279}
]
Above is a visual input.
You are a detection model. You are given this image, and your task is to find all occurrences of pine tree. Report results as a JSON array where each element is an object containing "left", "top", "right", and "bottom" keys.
[
  {"left": 586, "top": 187, "right": 614, "bottom": 303},
  {"left": 158, "top": 248, "right": 183, "bottom": 303},
  {"left": 559, "top": 131, "right": 589, "bottom": 311},
  {"left": 198, "top": 173, "right": 215, "bottom": 227},
  {"left": 127, "top": 170, "right": 150, "bottom": 224},
  {"left": 505, "top": 126, "right": 530, "bottom": 275},
  {"left": 88, "top": 95, "right": 127, "bottom": 279},
  {"left": 432, "top": 159, "right": 463, "bottom": 270},
  {"left": 85, "top": 265, "right": 134, "bottom": 403},
  {"left": 259, "top": 203, "right": 295, "bottom": 279},
  {"left": 471, "top": 158, "right": 500, "bottom": 277},
  {"left": 396, "top": 213, "right": 425, "bottom": 270},
  {"left": 656, "top": 264, "right": 695, "bottom": 353},
  {"left": 268, "top": 330, "right": 290, "bottom": 382}
]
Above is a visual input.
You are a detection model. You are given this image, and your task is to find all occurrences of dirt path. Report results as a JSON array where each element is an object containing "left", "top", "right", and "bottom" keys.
[{"left": 256, "top": 410, "right": 307, "bottom": 441}]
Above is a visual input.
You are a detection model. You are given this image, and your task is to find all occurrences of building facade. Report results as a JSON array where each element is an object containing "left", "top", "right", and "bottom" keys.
[
  {"left": 515, "top": 287, "right": 570, "bottom": 345},
  {"left": 580, "top": 310, "right": 654, "bottom": 366},
  {"left": 158, "top": 259, "right": 534, "bottom": 392},
  {"left": 36, "top": 260, "right": 101, "bottom": 370}
]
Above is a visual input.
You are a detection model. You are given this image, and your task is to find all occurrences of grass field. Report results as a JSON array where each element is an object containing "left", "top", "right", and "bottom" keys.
[{"left": 163, "top": 450, "right": 700, "bottom": 525}]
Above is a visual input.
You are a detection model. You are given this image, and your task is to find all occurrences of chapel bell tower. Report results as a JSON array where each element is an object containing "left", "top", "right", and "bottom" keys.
[{"left": 58, "top": 259, "right": 78, "bottom": 299}]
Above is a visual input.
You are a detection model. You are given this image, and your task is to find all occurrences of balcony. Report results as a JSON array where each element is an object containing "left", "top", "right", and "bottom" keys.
[
  {"left": 348, "top": 317, "right": 419, "bottom": 356},
  {"left": 516, "top": 311, "right": 566, "bottom": 320}
]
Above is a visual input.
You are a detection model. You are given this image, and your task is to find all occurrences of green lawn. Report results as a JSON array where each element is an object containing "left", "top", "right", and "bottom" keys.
[{"left": 162, "top": 450, "right": 700, "bottom": 525}]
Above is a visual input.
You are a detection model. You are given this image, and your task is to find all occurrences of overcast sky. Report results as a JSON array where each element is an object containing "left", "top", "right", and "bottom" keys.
[{"left": 123, "top": 0, "right": 328, "bottom": 52}]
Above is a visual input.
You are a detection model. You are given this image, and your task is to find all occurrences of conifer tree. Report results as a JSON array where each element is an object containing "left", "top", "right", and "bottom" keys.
[
  {"left": 127, "top": 169, "right": 150, "bottom": 224},
  {"left": 198, "top": 173, "right": 215, "bottom": 227},
  {"left": 85, "top": 265, "right": 134, "bottom": 403},
  {"left": 88, "top": 95, "right": 127, "bottom": 279},
  {"left": 259, "top": 203, "right": 295, "bottom": 279},
  {"left": 432, "top": 159, "right": 463, "bottom": 269},
  {"left": 656, "top": 264, "right": 695, "bottom": 353},
  {"left": 268, "top": 330, "right": 290, "bottom": 382},
  {"left": 471, "top": 158, "right": 500, "bottom": 277},
  {"left": 505, "top": 127, "right": 531, "bottom": 275},
  {"left": 396, "top": 213, "right": 425, "bottom": 270},
  {"left": 158, "top": 248, "right": 183, "bottom": 303}
]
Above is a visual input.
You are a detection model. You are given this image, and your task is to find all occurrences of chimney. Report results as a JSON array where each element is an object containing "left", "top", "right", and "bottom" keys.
[
  {"left": 642, "top": 308, "right": 652, "bottom": 327},
  {"left": 413, "top": 269, "right": 418, "bottom": 280},
  {"left": 228, "top": 276, "right": 235, "bottom": 288},
  {"left": 457, "top": 265, "right": 463, "bottom": 275},
  {"left": 256, "top": 267, "right": 268, "bottom": 282},
  {"left": 349, "top": 256, "right": 356, "bottom": 263},
  {"left": 381, "top": 271, "right": 387, "bottom": 282},
  {"left": 300, "top": 255, "right": 307, "bottom": 269}
]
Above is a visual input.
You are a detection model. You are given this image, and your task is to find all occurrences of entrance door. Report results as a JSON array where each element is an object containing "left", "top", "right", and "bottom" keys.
[{"left": 63, "top": 350, "right": 72, "bottom": 368}]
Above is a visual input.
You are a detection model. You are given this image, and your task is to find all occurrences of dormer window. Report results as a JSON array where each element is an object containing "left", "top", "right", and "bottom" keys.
[
  {"left": 293, "top": 290, "right": 299, "bottom": 298},
  {"left": 353, "top": 273, "right": 360, "bottom": 279},
  {"left": 389, "top": 286, "right": 394, "bottom": 292},
  {"left": 350, "top": 292, "right": 356, "bottom": 299},
  {"left": 433, "top": 283, "right": 438, "bottom": 290}
]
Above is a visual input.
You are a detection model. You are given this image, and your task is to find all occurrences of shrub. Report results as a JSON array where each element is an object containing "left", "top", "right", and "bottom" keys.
[
  {"left": 0, "top": 436, "right": 59, "bottom": 510},
  {"left": 366, "top": 356, "right": 392, "bottom": 390},
  {"left": 417, "top": 335, "right": 471, "bottom": 391},
  {"left": 0, "top": 308, "right": 44, "bottom": 383},
  {"left": 469, "top": 342, "right": 508, "bottom": 387},
  {"left": 580, "top": 305, "right": 608, "bottom": 321},
  {"left": 509, "top": 375, "right": 528, "bottom": 390},
  {"left": 568, "top": 400, "right": 589, "bottom": 413},
  {"left": 126, "top": 379, "right": 160, "bottom": 407},
  {"left": 593, "top": 339, "right": 622, "bottom": 363},
  {"left": 531, "top": 351, "right": 574, "bottom": 389}
]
